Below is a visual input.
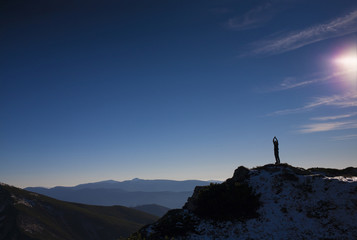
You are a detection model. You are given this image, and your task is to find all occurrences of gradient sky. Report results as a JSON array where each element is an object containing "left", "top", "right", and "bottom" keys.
[{"left": 1, "top": 0, "right": 357, "bottom": 188}]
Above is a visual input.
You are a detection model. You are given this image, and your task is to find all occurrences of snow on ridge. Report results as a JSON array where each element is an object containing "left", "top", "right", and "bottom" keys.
[
  {"left": 11, "top": 194, "right": 35, "bottom": 208},
  {"left": 165, "top": 165, "right": 357, "bottom": 240},
  {"left": 325, "top": 176, "right": 357, "bottom": 182}
]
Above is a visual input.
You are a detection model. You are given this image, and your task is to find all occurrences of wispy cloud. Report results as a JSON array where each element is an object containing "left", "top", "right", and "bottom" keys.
[
  {"left": 331, "top": 134, "right": 357, "bottom": 141},
  {"left": 290, "top": 98, "right": 357, "bottom": 134},
  {"left": 298, "top": 121, "right": 357, "bottom": 133},
  {"left": 270, "top": 91, "right": 357, "bottom": 115},
  {"left": 311, "top": 112, "right": 357, "bottom": 121},
  {"left": 305, "top": 92, "right": 357, "bottom": 108},
  {"left": 226, "top": 3, "right": 274, "bottom": 31},
  {"left": 251, "top": 9, "right": 357, "bottom": 55},
  {"left": 277, "top": 70, "right": 350, "bottom": 91},
  {"left": 269, "top": 89, "right": 357, "bottom": 134}
]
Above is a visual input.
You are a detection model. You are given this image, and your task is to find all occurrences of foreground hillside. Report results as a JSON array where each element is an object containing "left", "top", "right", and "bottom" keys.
[
  {"left": 133, "top": 204, "right": 170, "bottom": 217},
  {"left": 133, "top": 164, "right": 357, "bottom": 240},
  {"left": 0, "top": 184, "right": 158, "bottom": 240}
]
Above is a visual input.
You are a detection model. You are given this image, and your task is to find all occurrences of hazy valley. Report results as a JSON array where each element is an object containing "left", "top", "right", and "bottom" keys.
[{"left": 25, "top": 179, "right": 217, "bottom": 209}]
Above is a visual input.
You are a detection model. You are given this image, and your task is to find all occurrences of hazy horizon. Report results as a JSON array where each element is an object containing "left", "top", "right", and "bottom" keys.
[
  {"left": 21, "top": 177, "right": 223, "bottom": 189},
  {"left": 1, "top": 0, "right": 357, "bottom": 189}
]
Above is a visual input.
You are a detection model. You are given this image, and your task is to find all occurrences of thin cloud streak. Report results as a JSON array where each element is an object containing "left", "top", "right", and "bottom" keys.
[
  {"left": 277, "top": 70, "right": 350, "bottom": 91},
  {"left": 311, "top": 112, "right": 357, "bottom": 121},
  {"left": 270, "top": 91, "right": 357, "bottom": 115},
  {"left": 251, "top": 9, "right": 357, "bottom": 55},
  {"left": 259, "top": 70, "right": 351, "bottom": 94},
  {"left": 298, "top": 121, "right": 357, "bottom": 133},
  {"left": 226, "top": 3, "right": 273, "bottom": 31},
  {"left": 331, "top": 134, "right": 357, "bottom": 141}
]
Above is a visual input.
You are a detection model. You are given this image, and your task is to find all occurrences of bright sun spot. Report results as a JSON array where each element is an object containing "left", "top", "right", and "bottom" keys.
[
  {"left": 334, "top": 56, "right": 357, "bottom": 71},
  {"left": 333, "top": 49, "right": 357, "bottom": 86}
]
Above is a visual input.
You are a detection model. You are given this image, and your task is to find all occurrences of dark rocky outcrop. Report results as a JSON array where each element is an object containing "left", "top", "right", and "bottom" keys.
[
  {"left": 184, "top": 165, "right": 258, "bottom": 217},
  {"left": 229, "top": 166, "right": 250, "bottom": 183}
]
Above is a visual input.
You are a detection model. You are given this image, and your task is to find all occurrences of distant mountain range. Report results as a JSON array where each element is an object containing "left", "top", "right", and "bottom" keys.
[
  {"left": 0, "top": 183, "right": 158, "bottom": 240},
  {"left": 25, "top": 178, "right": 218, "bottom": 209},
  {"left": 70, "top": 178, "right": 216, "bottom": 192}
]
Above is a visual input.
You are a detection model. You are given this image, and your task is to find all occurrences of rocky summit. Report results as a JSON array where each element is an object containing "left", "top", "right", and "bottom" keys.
[{"left": 133, "top": 164, "right": 357, "bottom": 240}]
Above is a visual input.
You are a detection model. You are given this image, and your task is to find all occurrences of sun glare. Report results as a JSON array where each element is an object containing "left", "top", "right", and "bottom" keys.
[
  {"left": 334, "top": 56, "right": 357, "bottom": 71},
  {"left": 333, "top": 48, "right": 357, "bottom": 87}
]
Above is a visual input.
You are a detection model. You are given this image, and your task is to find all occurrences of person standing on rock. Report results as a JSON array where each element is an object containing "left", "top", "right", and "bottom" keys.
[{"left": 273, "top": 136, "right": 280, "bottom": 164}]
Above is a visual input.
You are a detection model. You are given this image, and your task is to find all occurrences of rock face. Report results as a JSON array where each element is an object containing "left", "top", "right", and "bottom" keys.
[
  {"left": 183, "top": 186, "right": 205, "bottom": 212},
  {"left": 231, "top": 166, "right": 250, "bottom": 182},
  {"left": 183, "top": 165, "right": 255, "bottom": 213},
  {"left": 134, "top": 164, "right": 357, "bottom": 240}
]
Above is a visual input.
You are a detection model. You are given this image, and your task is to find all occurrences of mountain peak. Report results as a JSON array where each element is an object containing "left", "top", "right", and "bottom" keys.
[
  {"left": 131, "top": 178, "right": 142, "bottom": 181},
  {"left": 132, "top": 164, "right": 357, "bottom": 240}
]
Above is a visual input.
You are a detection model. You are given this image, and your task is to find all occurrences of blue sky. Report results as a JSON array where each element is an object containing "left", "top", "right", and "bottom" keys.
[{"left": 1, "top": 0, "right": 357, "bottom": 188}]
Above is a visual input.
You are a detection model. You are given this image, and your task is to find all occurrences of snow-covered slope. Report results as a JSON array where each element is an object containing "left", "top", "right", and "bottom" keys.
[{"left": 135, "top": 164, "right": 357, "bottom": 240}]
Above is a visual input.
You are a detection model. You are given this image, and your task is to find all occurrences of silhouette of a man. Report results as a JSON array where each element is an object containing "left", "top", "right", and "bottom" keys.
[{"left": 273, "top": 136, "right": 280, "bottom": 164}]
